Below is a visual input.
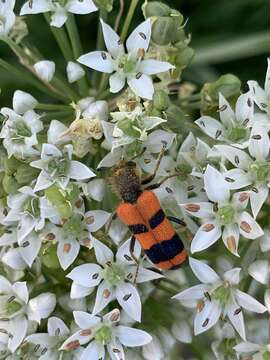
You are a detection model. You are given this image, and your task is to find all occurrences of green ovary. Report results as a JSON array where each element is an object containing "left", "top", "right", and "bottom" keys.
[
  {"left": 249, "top": 162, "right": 269, "bottom": 182},
  {"left": 0, "top": 296, "right": 22, "bottom": 317},
  {"left": 118, "top": 55, "right": 137, "bottom": 74},
  {"left": 216, "top": 205, "right": 235, "bottom": 226},
  {"left": 11, "top": 121, "right": 32, "bottom": 144},
  {"left": 47, "top": 155, "right": 70, "bottom": 179},
  {"left": 102, "top": 263, "right": 125, "bottom": 286},
  {"left": 226, "top": 126, "right": 247, "bottom": 143},
  {"left": 95, "top": 325, "right": 112, "bottom": 345},
  {"left": 23, "top": 197, "right": 40, "bottom": 218},
  {"left": 212, "top": 285, "right": 231, "bottom": 307},
  {"left": 63, "top": 216, "right": 83, "bottom": 239}
]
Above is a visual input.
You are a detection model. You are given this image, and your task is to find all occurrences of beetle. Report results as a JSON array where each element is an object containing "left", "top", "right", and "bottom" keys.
[{"left": 107, "top": 144, "right": 188, "bottom": 271}]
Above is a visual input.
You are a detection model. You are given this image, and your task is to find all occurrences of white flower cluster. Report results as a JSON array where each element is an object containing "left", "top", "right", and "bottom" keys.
[{"left": 0, "top": 0, "right": 270, "bottom": 359}]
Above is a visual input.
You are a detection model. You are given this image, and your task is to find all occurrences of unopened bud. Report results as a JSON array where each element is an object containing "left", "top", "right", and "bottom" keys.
[
  {"left": 152, "top": 17, "right": 175, "bottom": 45},
  {"left": 15, "top": 164, "right": 39, "bottom": 185},
  {"left": 94, "top": 0, "right": 114, "bottom": 12},
  {"left": 2, "top": 174, "right": 19, "bottom": 194},
  {"left": 153, "top": 90, "right": 170, "bottom": 111},
  {"left": 144, "top": 1, "right": 171, "bottom": 17}
]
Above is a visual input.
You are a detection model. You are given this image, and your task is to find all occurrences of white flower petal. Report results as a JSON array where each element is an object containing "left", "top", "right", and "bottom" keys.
[
  {"left": 13, "top": 90, "right": 37, "bottom": 114},
  {"left": 115, "top": 282, "right": 142, "bottom": 322},
  {"left": 235, "top": 289, "right": 267, "bottom": 313},
  {"left": 28, "top": 293, "right": 56, "bottom": 323},
  {"left": 67, "top": 0, "right": 97, "bottom": 14},
  {"left": 250, "top": 186, "right": 268, "bottom": 218},
  {"left": 181, "top": 202, "right": 213, "bottom": 219},
  {"left": 194, "top": 300, "right": 221, "bottom": 335},
  {"left": 34, "top": 61, "right": 55, "bottom": 82},
  {"left": 48, "top": 119, "right": 69, "bottom": 145},
  {"left": 20, "top": 0, "right": 52, "bottom": 15},
  {"left": 80, "top": 340, "right": 105, "bottom": 360},
  {"left": 73, "top": 311, "right": 100, "bottom": 329},
  {"left": 12, "top": 281, "right": 29, "bottom": 303},
  {"left": 189, "top": 257, "right": 220, "bottom": 284},
  {"left": 128, "top": 74, "right": 154, "bottom": 100},
  {"left": 69, "top": 160, "right": 95, "bottom": 180},
  {"left": 248, "top": 260, "right": 269, "bottom": 285},
  {"left": 138, "top": 59, "right": 174, "bottom": 75},
  {"left": 67, "top": 264, "right": 102, "bottom": 288},
  {"left": 109, "top": 72, "right": 126, "bottom": 93},
  {"left": 222, "top": 224, "right": 240, "bottom": 256},
  {"left": 191, "top": 221, "right": 221, "bottom": 254},
  {"left": 19, "top": 233, "right": 42, "bottom": 267},
  {"left": 249, "top": 123, "right": 270, "bottom": 161},
  {"left": 227, "top": 299, "right": 246, "bottom": 340},
  {"left": 116, "top": 237, "right": 141, "bottom": 265},
  {"left": 172, "top": 284, "right": 208, "bottom": 302},
  {"left": 264, "top": 289, "right": 270, "bottom": 313},
  {"left": 172, "top": 321, "right": 192, "bottom": 344},
  {"left": 234, "top": 342, "right": 261, "bottom": 353},
  {"left": 248, "top": 80, "right": 268, "bottom": 112},
  {"left": 108, "top": 339, "right": 125, "bottom": 360},
  {"left": 57, "top": 238, "right": 80, "bottom": 270},
  {"left": 218, "top": 93, "right": 235, "bottom": 127},
  {"left": 115, "top": 325, "right": 152, "bottom": 347},
  {"left": 100, "top": 19, "right": 124, "bottom": 58},
  {"left": 78, "top": 51, "right": 114, "bottom": 73},
  {"left": 223, "top": 268, "right": 241, "bottom": 285},
  {"left": 235, "top": 91, "right": 253, "bottom": 125},
  {"left": 50, "top": 7, "right": 68, "bottom": 27},
  {"left": 67, "top": 61, "right": 85, "bottom": 83},
  {"left": 259, "top": 229, "right": 270, "bottom": 252},
  {"left": 85, "top": 211, "right": 111, "bottom": 233},
  {"left": 135, "top": 267, "right": 163, "bottom": 283},
  {"left": 126, "top": 19, "right": 151, "bottom": 55},
  {"left": 8, "top": 315, "right": 28, "bottom": 352},
  {"left": 238, "top": 211, "right": 264, "bottom": 239},
  {"left": 223, "top": 168, "right": 251, "bottom": 190},
  {"left": 204, "top": 165, "right": 230, "bottom": 203},
  {"left": 48, "top": 316, "right": 69, "bottom": 337},
  {"left": 215, "top": 145, "right": 252, "bottom": 170},
  {"left": 2, "top": 248, "right": 27, "bottom": 270},
  {"left": 92, "top": 282, "right": 114, "bottom": 314},
  {"left": 70, "top": 282, "right": 94, "bottom": 299},
  {"left": 195, "top": 116, "right": 225, "bottom": 141}
]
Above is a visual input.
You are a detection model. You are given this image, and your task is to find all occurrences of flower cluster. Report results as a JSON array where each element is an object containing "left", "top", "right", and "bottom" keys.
[{"left": 0, "top": 0, "right": 270, "bottom": 359}]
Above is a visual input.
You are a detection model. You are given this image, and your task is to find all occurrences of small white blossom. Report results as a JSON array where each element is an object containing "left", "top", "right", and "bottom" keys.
[
  {"left": 234, "top": 341, "right": 270, "bottom": 360},
  {"left": 173, "top": 258, "right": 267, "bottom": 340},
  {"left": 21, "top": 0, "right": 98, "bottom": 28},
  {"left": 182, "top": 165, "right": 263, "bottom": 256},
  {"left": 0, "top": 0, "right": 16, "bottom": 37},
  {"left": 67, "top": 238, "right": 163, "bottom": 321},
  {"left": 67, "top": 61, "right": 85, "bottom": 83},
  {"left": 60, "top": 308, "right": 152, "bottom": 359},
  {"left": 30, "top": 144, "right": 95, "bottom": 192},
  {"left": 78, "top": 19, "right": 174, "bottom": 100},
  {"left": 34, "top": 60, "right": 55, "bottom": 82}
]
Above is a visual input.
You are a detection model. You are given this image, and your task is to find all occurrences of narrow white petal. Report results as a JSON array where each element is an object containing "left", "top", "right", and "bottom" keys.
[
  {"left": 69, "top": 160, "right": 95, "bottom": 180},
  {"left": 115, "top": 325, "right": 152, "bottom": 347},
  {"left": 222, "top": 224, "right": 240, "bottom": 256},
  {"left": 108, "top": 340, "right": 125, "bottom": 360},
  {"left": 19, "top": 233, "right": 42, "bottom": 267},
  {"left": 2, "top": 248, "right": 27, "bottom": 270},
  {"left": 116, "top": 237, "right": 141, "bottom": 265},
  {"left": 195, "top": 116, "right": 225, "bottom": 141},
  {"left": 109, "top": 72, "right": 126, "bottom": 93},
  {"left": 48, "top": 317, "right": 69, "bottom": 337},
  {"left": 92, "top": 282, "right": 114, "bottom": 314},
  {"left": 13, "top": 90, "right": 37, "bottom": 114},
  {"left": 223, "top": 268, "right": 241, "bottom": 285},
  {"left": 249, "top": 123, "right": 270, "bottom": 161},
  {"left": 100, "top": 19, "right": 124, "bottom": 58},
  {"left": 218, "top": 93, "right": 235, "bottom": 127},
  {"left": 8, "top": 315, "right": 27, "bottom": 352},
  {"left": 215, "top": 145, "right": 252, "bottom": 170},
  {"left": 20, "top": 0, "right": 52, "bottom": 15},
  {"left": 115, "top": 282, "right": 142, "bottom": 322},
  {"left": 172, "top": 321, "right": 192, "bottom": 344},
  {"left": 67, "top": 263, "right": 102, "bottom": 287},
  {"left": 50, "top": 8, "right": 68, "bottom": 28},
  {"left": 70, "top": 282, "right": 94, "bottom": 299},
  {"left": 204, "top": 165, "right": 230, "bottom": 203},
  {"left": 191, "top": 221, "right": 221, "bottom": 254},
  {"left": 235, "top": 91, "right": 253, "bottom": 125},
  {"left": 67, "top": 0, "right": 98, "bottom": 14},
  {"left": 57, "top": 239, "right": 80, "bottom": 270},
  {"left": 194, "top": 301, "right": 221, "bottom": 335},
  {"left": 33, "top": 172, "right": 53, "bottom": 192},
  {"left": 85, "top": 211, "right": 111, "bottom": 233},
  {"left": 248, "top": 260, "right": 269, "bottom": 285},
  {"left": 238, "top": 211, "right": 264, "bottom": 239},
  {"left": 12, "top": 281, "right": 29, "bottom": 303},
  {"left": 127, "top": 74, "right": 154, "bottom": 100},
  {"left": 189, "top": 257, "right": 220, "bottom": 284},
  {"left": 67, "top": 61, "right": 85, "bottom": 83},
  {"left": 28, "top": 293, "right": 56, "bottom": 323},
  {"left": 234, "top": 342, "right": 261, "bottom": 353},
  {"left": 181, "top": 202, "right": 213, "bottom": 219},
  {"left": 260, "top": 229, "right": 270, "bottom": 252},
  {"left": 223, "top": 168, "right": 252, "bottom": 190},
  {"left": 227, "top": 300, "right": 246, "bottom": 340},
  {"left": 78, "top": 51, "right": 114, "bottom": 73},
  {"left": 138, "top": 59, "right": 174, "bottom": 75},
  {"left": 73, "top": 311, "right": 100, "bottom": 329},
  {"left": 235, "top": 289, "right": 267, "bottom": 313},
  {"left": 135, "top": 267, "right": 164, "bottom": 283},
  {"left": 80, "top": 341, "right": 105, "bottom": 360},
  {"left": 172, "top": 284, "right": 207, "bottom": 302},
  {"left": 248, "top": 80, "right": 268, "bottom": 112},
  {"left": 250, "top": 186, "right": 268, "bottom": 218},
  {"left": 126, "top": 19, "right": 151, "bottom": 55}
]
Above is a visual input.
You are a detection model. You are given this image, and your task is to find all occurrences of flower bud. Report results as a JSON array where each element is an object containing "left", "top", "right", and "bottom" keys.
[
  {"left": 165, "top": 104, "right": 185, "bottom": 132},
  {"left": 175, "top": 46, "right": 194, "bottom": 70},
  {"left": 67, "top": 62, "right": 85, "bottom": 83},
  {"left": 13, "top": 90, "right": 37, "bottom": 115},
  {"left": 2, "top": 174, "right": 19, "bottom": 194},
  {"left": 15, "top": 164, "right": 39, "bottom": 185},
  {"left": 44, "top": 185, "right": 73, "bottom": 219},
  {"left": 0, "top": 173, "right": 6, "bottom": 198},
  {"left": 152, "top": 17, "right": 175, "bottom": 45},
  {"left": 144, "top": 1, "right": 171, "bottom": 17},
  {"left": 153, "top": 90, "right": 170, "bottom": 111},
  {"left": 4, "top": 157, "right": 22, "bottom": 175},
  {"left": 201, "top": 74, "right": 241, "bottom": 116},
  {"left": 117, "top": 118, "right": 141, "bottom": 138},
  {"left": 34, "top": 60, "right": 55, "bottom": 82},
  {"left": 94, "top": 0, "right": 114, "bottom": 12}
]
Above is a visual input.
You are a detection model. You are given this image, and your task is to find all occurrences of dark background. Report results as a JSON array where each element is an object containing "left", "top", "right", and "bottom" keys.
[{"left": 1, "top": 0, "right": 270, "bottom": 104}]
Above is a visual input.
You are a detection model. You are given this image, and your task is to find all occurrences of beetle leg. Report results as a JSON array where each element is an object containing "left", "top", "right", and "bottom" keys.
[
  {"left": 141, "top": 142, "right": 167, "bottom": 185},
  {"left": 105, "top": 212, "right": 117, "bottom": 234},
  {"left": 129, "top": 236, "right": 140, "bottom": 283},
  {"left": 167, "top": 216, "right": 186, "bottom": 227}
]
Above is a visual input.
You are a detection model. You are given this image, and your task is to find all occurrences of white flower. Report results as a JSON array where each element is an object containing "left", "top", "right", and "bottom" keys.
[
  {"left": 0, "top": 276, "right": 56, "bottom": 352},
  {"left": 20, "top": 0, "right": 98, "bottom": 28},
  {"left": 67, "top": 237, "right": 163, "bottom": 322},
  {"left": 3, "top": 186, "right": 46, "bottom": 243},
  {"left": 248, "top": 58, "right": 270, "bottom": 115},
  {"left": 182, "top": 165, "right": 263, "bottom": 256},
  {"left": 0, "top": 0, "right": 16, "bottom": 36},
  {"left": 234, "top": 341, "right": 270, "bottom": 360},
  {"left": 60, "top": 308, "right": 152, "bottom": 359},
  {"left": 27, "top": 316, "right": 83, "bottom": 358},
  {"left": 215, "top": 132, "right": 270, "bottom": 218},
  {"left": 30, "top": 144, "right": 95, "bottom": 192},
  {"left": 173, "top": 258, "right": 267, "bottom": 340},
  {"left": 196, "top": 92, "right": 254, "bottom": 148},
  {"left": 78, "top": 19, "right": 174, "bottom": 100},
  {"left": 67, "top": 61, "right": 85, "bottom": 83},
  {"left": 0, "top": 104, "right": 43, "bottom": 159},
  {"left": 34, "top": 60, "right": 55, "bottom": 82}
]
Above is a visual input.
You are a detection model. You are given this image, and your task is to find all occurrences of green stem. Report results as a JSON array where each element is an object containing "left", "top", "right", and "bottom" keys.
[
  {"left": 36, "top": 103, "right": 72, "bottom": 111},
  {"left": 44, "top": 14, "right": 73, "bottom": 62},
  {"left": 193, "top": 31, "right": 270, "bottom": 66},
  {"left": 120, "top": 0, "right": 140, "bottom": 41},
  {"left": 65, "top": 14, "right": 89, "bottom": 96}
]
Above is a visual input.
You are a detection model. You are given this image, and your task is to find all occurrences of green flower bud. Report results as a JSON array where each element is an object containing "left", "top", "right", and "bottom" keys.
[
  {"left": 0, "top": 173, "right": 6, "bottom": 198},
  {"left": 94, "top": 0, "right": 113, "bottom": 12},
  {"left": 152, "top": 17, "right": 175, "bottom": 45},
  {"left": 125, "top": 141, "right": 142, "bottom": 158},
  {"left": 153, "top": 90, "right": 170, "bottom": 111},
  {"left": 2, "top": 174, "right": 19, "bottom": 194},
  {"left": 144, "top": 1, "right": 171, "bottom": 17},
  {"left": 4, "top": 157, "right": 22, "bottom": 175},
  {"left": 175, "top": 46, "right": 195, "bottom": 70},
  {"left": 44, "top": 185, "right": 73, "bottom": 219},
  {"left": 164, "top": 104, "right": 185, "bottom": 132},
  {"left": 201, "top": 74, "right": 241, "bottom": 116},
  {"left": 117, "top": 118, "right": 141, "bottom": 138},
  {"left": 15, "top": 164, "right": 39, "bottom": 185},
  {"left": 41, "top": 243, "right": 60, "bottom": 269}
]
